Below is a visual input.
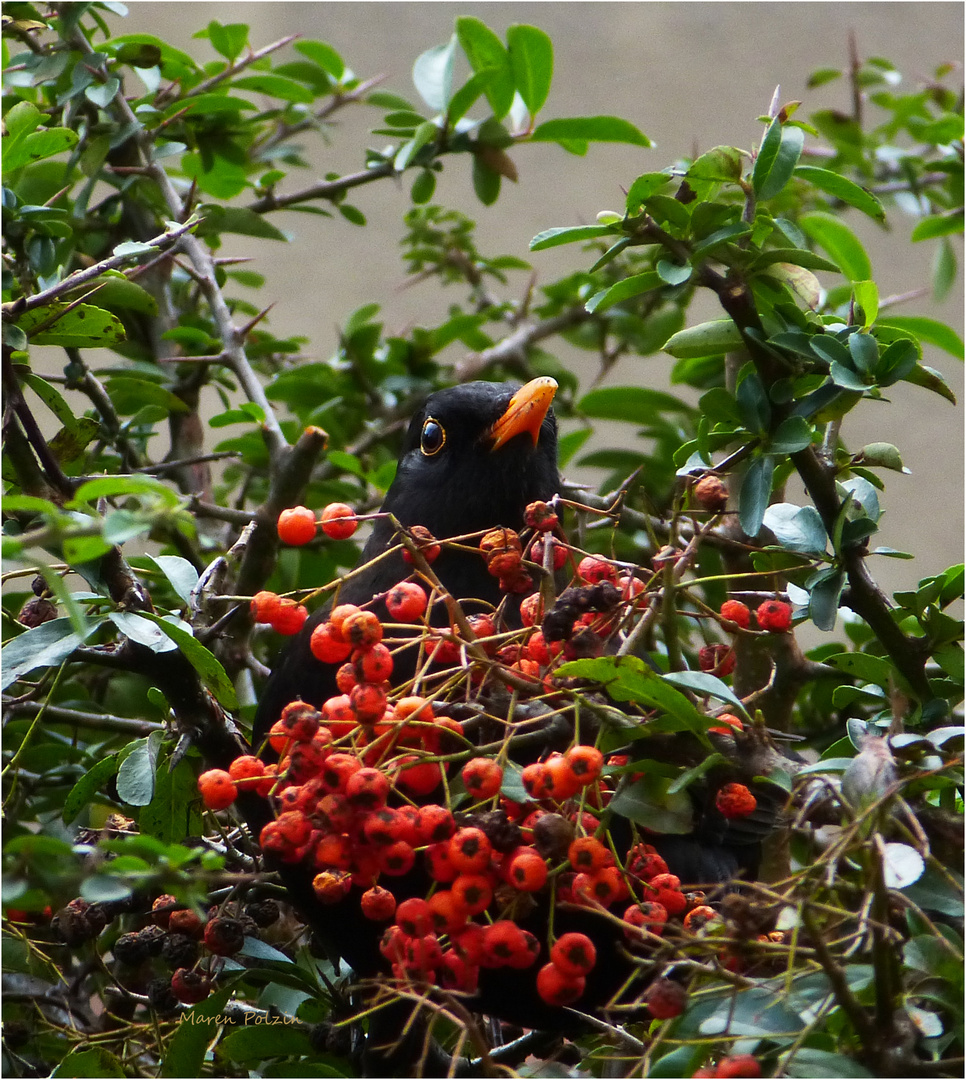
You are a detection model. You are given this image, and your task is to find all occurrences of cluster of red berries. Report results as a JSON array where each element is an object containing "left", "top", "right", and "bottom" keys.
[
  {"left": 250, "top": 590, "right": 309, "bottom": 636},
  {"left": 718, "top": 598, "right": 793, "bottom": 635},
  {"left": 276, "top": 502, "right": 359, "bottom": 545}
]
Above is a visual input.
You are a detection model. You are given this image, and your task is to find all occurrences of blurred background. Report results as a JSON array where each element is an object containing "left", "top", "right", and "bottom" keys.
[{"left": 118, "top": 2, "right": 964, "bottom": 600}]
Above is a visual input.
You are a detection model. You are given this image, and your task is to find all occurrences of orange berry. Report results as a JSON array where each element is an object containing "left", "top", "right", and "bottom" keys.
[
  {"left": 402, "top": 525, "right": 440, "bottom": 564},
  {"left": 720, "top": 599, "right": 751, "bottom": 630},
  {"left": 341, "top": 610, "right": 383, "bottom": 649},
  {"left": 360, "top": 886, "right": 396, "bottom": 922},
  {"left": 521, "top": 762, "right": 553, "bottom": 800},
  {"left": 507, "top": 849, "right": 548, "bottom": 892},
  {"left": 198, "top": 769, "right": 236, "bottom": 811},
  {"left": 550, "top": 931, "right": 596, "bottom": 977},
  {"left": 319, "top": 502, "right": 357, "bottom": 540},
  {"left": 568, "top": 835, "right": 611, "bottom": 873},
  {"left": 450, "top": 873, "right": 493, "bottom": 916},
  {"left": 543, "top": 753, "right": 581, "bottom": 800},
  {"left": 250, "top": 590, "right": 281, "bottom": 623},
  {"left": 448, "top": 827, "right": 492, "bottom": 874},
  {"left": 344, "top": 766, "right": 390, "bottom": 810},
  {"left": 353, "top": 642, "right": 393, "bottom": 683},
  {"left": 272, "top": 598, "right": 308, "bottom": 635},
  {"left": 394, "top": 756, "right": 442, "bottom": 797},
  {"left": 312, "top": 870, "right": 352, "bottom": 904},
  {"left": 277, "top": 506, "right": 317, "bottom": 546},
  {"left": 716, "top": 782, "right": 757, "bottom": 818},
  {"left": 395, "top": 897, "right": 433, "bottom": 938},
  {"left": 310, "top": 621, "right": 352, "bottom": 664},
  {"left": 350, "top": 682, "right": 388, "bottom": 724},
  {"left": 427, "top": 890, "right": 468, "bottom": 935},
  {"left": 228, "top": 755, "right": 266, "bottom": 788},
  {"left": 377, "top": 840, "right": 416, "bottom": 876},
  {"left": 481, "top": 919, "right": 528, "bottom": 969},
  {"left": 683, "top": 905, "right": 721, "bottom": 933}
]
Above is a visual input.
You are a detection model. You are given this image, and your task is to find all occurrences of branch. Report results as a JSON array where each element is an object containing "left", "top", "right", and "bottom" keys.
[
  {"left": 1, "top": 218, "right": 198, "bottom": 316},
  {"left": 454, "top": 306, "right": 593, "bottom": 381},
  {"left": 1, "top": 699, "right": 162, "bottom": 737},
  {"left": 177, "top": 34, "right": 300, "bottom": 100},
  {"left": 246, "top": 161, "right": 396, "bottom": 214}
]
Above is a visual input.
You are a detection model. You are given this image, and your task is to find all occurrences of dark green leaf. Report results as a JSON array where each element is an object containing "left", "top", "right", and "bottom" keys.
[
  {"left": 782, "top": 1049, "right": 874, "bottom": 1078},
  {"left": 530, "top": 115, "right": 651, "bottom": 148},
  {"left": 232, "top": 73, "right": 314, "bottom": 104},
  {"left": 752, "top": 247, "right": 840, "bottom": 273},
  {"left": 471, "top": 154, "right": 501, "bottom": 205},
  {"left": 699, "top": 984, "right": 805, "bottom": 1037},
  {"left": 691, "top": 222, "right": 752, "bottom": 257},
  {"left": 159, "top": 987, "right": 234, "bottom": 1078},
  {"left": 4, "top": 126, "right": 78, "bottom": 172},
  {"left": 687, "top": 145, "right": 744, "bottom": 185},
  {"left": 52, "top": 1048, "right": 125, "bottom": 1078},
  {"left": 196, "top": 205, "right": 287, "bottom": 241},
  {"left": 753, "top": 119, "right": 804, "bottom": 200},
  {"left": 738, "top": 455, "right": 774, "bottom": 538},
  {"left": 662, "top": 670, "right": 747, "bottom": 713},
  {"left": 585, "top": 271, "right": 662, "bottom": 313},
  {"left": 800, "top": 212, "right": 872, "bottom": 281},
  {"left": 625, "top": 170, "right": 674, "bottom": 211},
  {"left": 735, "top": 370, "right": 770, "bottom": 432},
  {"left": 394, "top": 120, "right": 438, "bottom": 171},
  {"left": 770, "top": 415, "right": 813, "bottom": 453},
  {"left": 507, "top": 24, "right": 553, "bottom": 116},
  {"left": 848, "top": 331, "right": 878, "bottom": 374},
  {"left": 808, "top": 568, "right": 846, "bottom": 631},
  {"left": 608, "top": 775, "right": 694, "bottom": 834},
  {"left": 902, "top": 363, "right": 957, "bottom": 404},
  {"left": 875, "top": 337, "right": 918, "bottom": 386},
  {"left": 219, "top": 1025, "right": 315, "bottom": 1063},
  {"left": 63, "top": 754, "right": 120, "bottom": 824},
  {"left": 557, "top": 428, "right": 592, "bottom": 467},
  {"left": 794, "top": 165, "right": 885, "bottom": 220},
  {"left": 1, "top": 616, "right": 101, "bottom": 690}
]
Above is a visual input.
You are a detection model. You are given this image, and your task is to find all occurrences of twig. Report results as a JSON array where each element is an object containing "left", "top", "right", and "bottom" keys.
[
  {"left": 246, "top": 161, "right": 396, "bottom": 214},
  {"left": 454, "top": 306, "right": 592, "bottom": 381},
  {"left": 1, "top": 700, "right": 162, "bottom": 736}
]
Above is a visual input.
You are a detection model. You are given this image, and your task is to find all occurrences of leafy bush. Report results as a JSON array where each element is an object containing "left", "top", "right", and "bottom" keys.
[{"left": 2, "top": 6, "right": 962, "bottom": 1078}]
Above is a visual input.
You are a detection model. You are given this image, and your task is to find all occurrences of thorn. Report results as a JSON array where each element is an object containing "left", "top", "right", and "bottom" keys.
[
  {"left": 238, "top": 303, "right": 275, "bottom": 341},
  {"left": 768, "top": 85, "right": 781, "bottom": 119},
  {"left": 181, "top": 175, "right": 199, "bottom": 221}
]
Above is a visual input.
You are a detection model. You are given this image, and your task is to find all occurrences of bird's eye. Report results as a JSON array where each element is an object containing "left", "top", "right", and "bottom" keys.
[{"left": 420, "top": 417, "right": 446, "bottom": 457}]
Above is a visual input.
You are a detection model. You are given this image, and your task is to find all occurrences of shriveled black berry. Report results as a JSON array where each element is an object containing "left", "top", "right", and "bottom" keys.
[
  {"left": 137, "top": 925, "right": 166, "bottom": 956},
  {"left": 588, "top": 580, "right": 620, "bottom": 611},
  {"left": 204, "top": 916, "right": 245, "bottom": 956},
  {"left": 565, "top": 628, "right": 603, "bottom": 659},
  {"left": 532, "top": 812, "right": 575, "bottom": 861},
  {"left": 161, "top": 932, "right": 199, "bottom": 970},
  {"left": 462, "top": 809, "right": 522, "bottom": 854},
  {"left": 245, "top": 899, "right": 280, "bottom": 927},
  {"left": 52, "top": 905, "right": 92, "bottom": 947},
  {"left": 542, "top": 608, "right": 575, "bottom": 642},
  {"left": 113, "top": 931, "right": 148, "bottom": 967}
]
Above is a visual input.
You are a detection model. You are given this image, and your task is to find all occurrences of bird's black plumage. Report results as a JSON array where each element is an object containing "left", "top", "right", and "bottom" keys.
[{"left": 254, "top": 378, "right": 560, "bottom": 744}]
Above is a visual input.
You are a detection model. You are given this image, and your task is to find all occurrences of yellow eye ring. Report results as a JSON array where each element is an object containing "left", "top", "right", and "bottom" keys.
[{"left": 420, "top": 417, "right": 446, "bottom": 457}]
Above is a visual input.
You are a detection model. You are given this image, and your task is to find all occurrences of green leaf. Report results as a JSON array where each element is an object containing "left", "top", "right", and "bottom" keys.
[
  {"left": 529, "top": 224, "right": 615, "bottom": 251},
  {"left": 471, "top": 154, "right": 501, "bottom": 205},
  {"left": 103, "top": 376, "right": 190, "bottom": 417},
  {"left": 752, "top": 247, "right": 840, "bottom": 273},
  {"left": 799, "top": 212, "right": 872, "bottom": 281},
  {"left": 662, "top": 670, "right": 747, "bottom": 713},
  {"left": 133, "top": 613, "right": 238, "bottom": 709},
  {"left": 116, "top": 731, "right": 161, "bottom": 807},
  {"left": 72, "top": 473, "right": 183, "bottom": 507},
  {"left": 507, "top": 24, "right": 553, "bottom": 116},
  {"left": 753, "top": 119, "right": 805, "bottom": 200},
  {"left": 699, "top": 984, "right": 805, "bottom": 1037},
  {"left": 294, "top": 39, "right": 344, "bottom": 80},
  {"left": 663, "top": 319, "right": 744, "bottom": 359},
  {"left": 656, "top": 259, "right": 691, "bottom": 286},
  {"left": 762, "top": 503, "right": 828, "bottom": 555},
  {"left": 412, "top": 36, "right": 456, "bottom": 112},
  {"left": 808, "top": 567, "right": 846, "bottom": 631},
  {"left": 232, "top": 73, "right": 315, "bottom": 105},
  {"left": 85, "top": 78, "right": 120, "bottom": 108},
  {"left": 219, "top": 1025, "right": 315, "bottom": 1063},
  {"left": 557, "top": 428, "right": 592, "bottom": 468},
  {"left": 150, "top": 555, "right": 200, "bottom": 605},
  {"left": 585, "top": 271, "right": 662, "bottom": 314},
  {"left": 4, "top": 126, "right": 78, "bottom": 172},
  {"left": 394, "top": 121, "right": 438, "bottom": 171},
  {"left": 687, "top": 145, "right": 744, "bottom": 185},
  {"left": 455, "top": 17, "right": 514, "bottom": 118},
  {"left": 824, "top": 652, "right": 895, "bottom": 686},
  {"left": 110, "top": 612, "right": 179, "bottom": 653},
  {"left": 877, "top": 315, "right": 964, "bottom": 359},
  {"left": 1, "top": 616, "right": 101, "bottom": 690},
  {"left": 159, "top": 987, "right": 234, "bottom": 1078},
  {"left": 793, "top": 165, "right": 885, "bottom": 221},
  {"left": 851, "top": 279, "right": 878, "bottom": 328},
  {"left": 902, "top": 363, "right": 957, "bottom": 404},
  {"left": 52, "top": 1048, "right": 125, "bottom": 1078},
  {"left": 445, "top": 71, "right": 494, "bottom": 126},
  {"left": 691, "top": 222, "right": 752, "bottom": 257},
  {"left": 530, "top": 115, "right": 652, "bottom": 148},
  {"left": 17, "top": 302, "right": 125, "bottom": 348},
  {"left": 139, "top": 755, "right": 203, "bottom": 844},
  {"left": 579, "top": 385, "right": 695, "bottom": 422},
  {"left": 207, "top": 20, "right": 249, "bottom": 61},
  {"left": 770, "top": 415, "right": 813, "bottom": 453},
  {"left": 738, "top": 455, "right": 774, "bottom": 538},
  {"left": 63, "top": 754, "right": 120, "bottom": 824},
  {"left": 911, "top": 210, "right": 964, "bottom": 242}
]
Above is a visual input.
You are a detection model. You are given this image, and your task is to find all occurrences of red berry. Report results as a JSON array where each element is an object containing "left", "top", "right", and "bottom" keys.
[
  {"left": 568, "top": 836, "right": 611, "bottom": 873},
  {"left": 395, "top": 897, "right": 433, "bottom": 938},
  {"left": 536, "top": 962, "right": 585, "bottom": 1006},
  {"left": 622, "top": 900, "right": 668, "bottom": 938},
  {"left": 320, "top": 503, "right": 358, "bottom": 540},
  {"left": 360, "top": 886, "right": 397, "bottom": 922},
  {"left": 577, "top": 555, "right": 618, "bottom": 584},
  {"left": 699, "top": 643, "right": 736, "bottom": 676},
  {"left": 251, "top": 590, "right": 281, "bottom": 623},
  {"left": 715, "top": 782, "right": 757, "bottom": 818},
  {"left": 450, "top": 873, "right": 493, "bottom": 916},
  {"left": 644, "top": 977, "right": 688, "bottom": 1019},
  {"left": 683, "top": 905, "right": 722, "bottom": 933},
  {"left": 519, "top": 593, "right": 543, "bottom": 627},
  {"left": 394, "top": 757, "right": 442, "bottom": 797},
  {"left": 531, "top": 535, "right": 568, "bottom": 570},
  {"left": 720, "top": 599, "right": 751, "bottom": 630},
  {"left": 279, "top": 700, "right": 321, "bottom": 741},
  {"left": 566, "top": 744, "right": 604, "bottom": 786},
  {"left": 198, "top": 769, "right": 236, "bottom": 811},
  {"left": 414, "top": 803, "right": 456, "bottom": 845},
  {"left": 377, "top": 840, "right": 416, "bottom": 876},
  {"left": 462, "top": 758, "right": 504, "bottom": 801},
  {"left": 350, "top": 682, "right": 388, "bottom": 724},
  {"left": 427, "top": 890, "right": 468, "bottom": 935},
  {"left": 448, "top": 827, "right": 492, "bottom": 874},
  {"left": 550, "top": 931, "right": 596, "bottom": 978},
  {"left": 521, "top": 762, "right": 553, "bottom": 800},
  {"left": 524, "top": 500, "right": 558, "bottom": 531},
  {"left": 756, "top": 599, "right": 792, "bottom": 632},
  {"left": 717, "top": 1054, "right": 762, "bottom": 1078},
  {"left": 709, "top": 712, "right": 744, "bottom": 736},
  {"left": 204, "top": 916, "right": 245, "bottom": 956},
  {"left": 481, "top": 920, "right": 529, "bottom": 969},
  {"left": 271, "top": 599, "right": 309, "bottom": 635},
  {"left": 385, "top": 581, "right": 428, "bottom": 621},
  {"left": 312, "top": 870, "right": 352, "bottom": 904},
  {"left": 353, "top": 642, "right": 394, "bottom": 683},
  {"left": 171, "top": 967, "right": 211, "bottom": 1004},
  {"left": 507, "top": 849, "right": 548, "bottom": 892},
  {"left": 344, "top": 767, "right": 390, "bottom": 810},
  {"left": 228, "top": 755, "right": 266, "bottom": 788},
  {"left": 277, "top": 506, "right": 317, "bottom": 546}
]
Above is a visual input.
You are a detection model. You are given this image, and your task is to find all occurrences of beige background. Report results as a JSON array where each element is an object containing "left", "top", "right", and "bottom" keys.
[{"left": 116, "top": 2, "right": 964, "bottom": 603}]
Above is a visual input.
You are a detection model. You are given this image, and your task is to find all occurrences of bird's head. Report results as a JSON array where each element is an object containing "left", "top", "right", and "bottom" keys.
[{"left": 382, "top": 377, "right": 560, "bottom": 539}]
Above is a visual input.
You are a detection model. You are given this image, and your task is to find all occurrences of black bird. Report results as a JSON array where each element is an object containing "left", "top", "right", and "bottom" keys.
[{"left": 254, "top": 376, "right": 560, "bottom": 743}]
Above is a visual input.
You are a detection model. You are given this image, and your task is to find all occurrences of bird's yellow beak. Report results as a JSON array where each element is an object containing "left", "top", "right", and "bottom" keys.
[{"left": 487, "top": 377, "right": 558, "bottom": 452}]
